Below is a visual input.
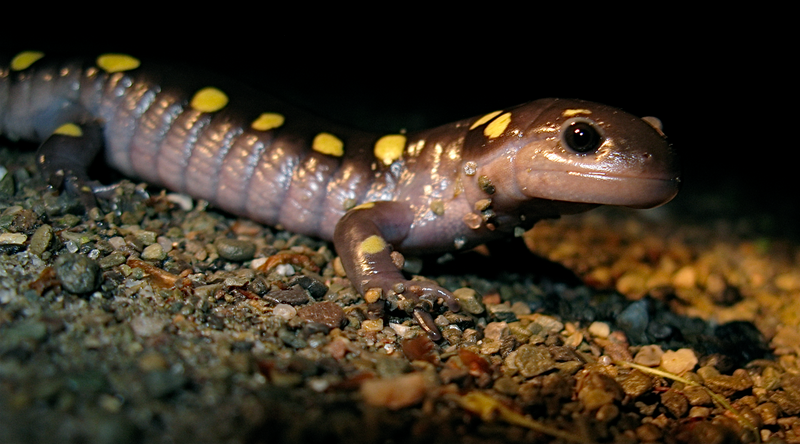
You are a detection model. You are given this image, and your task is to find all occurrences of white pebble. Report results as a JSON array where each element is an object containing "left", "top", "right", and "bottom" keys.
[
  {"left": 0, "top": 233, "right": 27, "bottom": 245},
  {"left": 166, "top": 193, "right": 194, "bottom": 211},
  {"left": 588, "top": 321, "right": 611, "bottom": 338},
  {"left": 250, "top": 257, "right": 268, "bottom": 269},
  {"left": 660, "top": 348, "right": 698, "bottom": 375},
  {"left": 275, "top": 264, "right": 295, "bottom": 276},
  {"left": 65, "top": 240, "right": 79, "bottom": 253},
  {"left": 273, "top": 304, "right": 296, "bottom": 320}
]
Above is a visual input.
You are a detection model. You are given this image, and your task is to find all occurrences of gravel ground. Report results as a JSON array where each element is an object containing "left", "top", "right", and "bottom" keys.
[{"left": 1, "top": 144, "right": 798, "bottom": 444}]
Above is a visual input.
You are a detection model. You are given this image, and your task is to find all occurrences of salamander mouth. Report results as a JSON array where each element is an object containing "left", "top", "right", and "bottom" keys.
[{"left": 525, "top": 171, "right": 681, "bottom": 209}]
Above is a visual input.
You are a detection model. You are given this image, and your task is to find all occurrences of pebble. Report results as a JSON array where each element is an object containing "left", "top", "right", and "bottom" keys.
[
  {"left": 660, "top": 389, "right": 689, "bottom": 417},
  {"left": 0, "top": 232, "right": 26, "bottom": 245},
  {"left": 634, "top": 345, "right": 664, "bottom": 367},
  {"left": 0, "top": 320, "right": 47, "bottom": 349},
  {"left": 635, "top": 423, "right": 662, "bottom": 442},
  {"left": 272, "top": 304, "right": 297, "bottom": 320},
  {"left": 672, "top": 265, "right": 697, "bottom": 289},
  {"left": 616, "top": 299, "right": 649, "bottom": 345},
  {"left": 453, "top": 287, "right": 485, "bottom": 314},
  {"left": 28, "top": 224, "right": 53, "bottom": 256},
  {"left": 578, "top": 372, "right": 624, "bottom": 411},
  {"left": 588, "top": 321, "right": 611, "bottom": 339},
  {"left": 361, "top": 319, "right": 384, "bottom": 332},
  {"left": 683, "top": 385, "right": 712, "bottom": 406},
  {"left": 214, "top": 237, "right": 256, "bottom": 261},
  {"left": 53, "top": 252, "right": 101, "bottom": 294},
  {"left": 483, "top": 321, "right": 507, "bottom": 342},
  {"left": 264, "top": 285, "right": 310, "bottom": 305},
  {"left": 688, "top": 406, "right": 711, "bottom": 418},
  {"left": 660, "top": 348, "right": 697, "bottom": 375},
  {"left": 619, "top": 370, "right": 653, "bottom": 398},
  {"left": 514, "top": 344, "right": 555, "bottom": 378},
  {"left": 142, "top": 243, "right": 166, "bottom": 260},
  {"left": 360, "top": 372, "right": 427, "bottom": 410},
  {"left": 130, "top": 315, "right": 169, "bottom": 337},
  {"left": 700, "top": 368, "right": 754, "bottom": 397},
  {"left": 296, "top": 301, "right": 345, "bottom": 330},
  {"left": 529, "top": 314, "right": 564, "bottom": 334}
]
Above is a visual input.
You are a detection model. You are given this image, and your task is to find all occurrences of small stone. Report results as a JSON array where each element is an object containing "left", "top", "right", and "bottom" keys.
[
  {"left": 634, "top": 345, "right": 664, "bottom": 367},
  {"left": 142, "top": 243, "right": 166, "bottom": 260},
  {"left": 134, "top": 230, "right": 158, "bottom": 246},
  {"left": 660, "top": 389, "right": 688, "bottom": 417},
  {"left": 483, "top": 321, "right": 507, "bottom": 341},
  {"left": 617, "top": 299, "right": 649, "bottom": 344},
  {"left": 595, "top": 403, "right": 619, "bottom": 422},
  {"left": 28, "top": 224, "right": 53, "bottom": 256},
  {"left": 0, "top": 232, "right": 26, "bottom": 245},
  {"left": 54, "top": 253, "right": 101, "bottom": 294},
  {"left": 670, "top": 420, "right": 738, "bottom": 444},
  {"left": 514, "top": 344, "right": 555, "bottom": 378},
  {"left": 453, "top": 287, "right": 485, "bottom": 314},
  {"left": 365, "top": 287, "right": 382, "bottom": 304},
  {"left": 530, "top": 314, "right": 564, "bottom": 334},
  {"left": 635, "top": 423, "right": 662, "bottom": 442},
  {"left": 264, "top": 285, "right": 309, "bottom": 305},
  {"left": 619, "top": 370, "right": 654, "bottom": 398},
  {"left": 683, "top": 385, "right": 712, "bottom": 406},
  {"left": 493, "top": 376, "right": 520, "bottom": 396},
  {"left": 754, "top": 402, "right": 779, "bottom": 425},
  {"left": 98, "top": 251, "right": 127, "bottom": 269},
  {"left": 672, "top": 265, "right": 697, "bottom": 289},
  {"left": 287, "top": 274, "right": 329, "bottom": 299},
  {"left": 688, "top": 406, "right": 711, "bottom": 418},
  {"left": 272, "top": 304, "right": 297, "bottom": 320},
  {"left": 296, "top": 301, "right": 345, "bottom": 330},
  {"left": 588, "top": 321, "right": 610, "bottom": 339},
  {"left": 660, "top": 348, "right": 697, "bottom": 375},
  {"left": 360, "top": 372, "right": 427, "bottom": 410},
  {"left": 214, "top": 237, "right": 256, "bottom": 261},
  {"left": 578, "top": 372, "right": 624, "bottom": 411},
  {"left": 361, "top": 319, "right": 384, "bottom": 332},
  {"left": 130, "top": 315, "right": 168, "bottom": 337},
  {"left": 702, "top": 368, "right": 753, "bottom": 397}
]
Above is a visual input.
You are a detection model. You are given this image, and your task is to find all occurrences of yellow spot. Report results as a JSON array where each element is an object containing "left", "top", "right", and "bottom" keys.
[
  {"left": 190, "top": 87, "right": 229, "bottom": 113},
  {"left": 360, "top": 235, "right": 387, "bottom": 255},
  {"left": 352, "top": 202, "right": 375, "bottom": 210},
  {"left": 53, "top": 123, "right": 83, "bottom": 137},
  {"left": 374, "top": 134, "right": 406, "bottom": 165},
  {"left": 251, "top": 113, "right": 285, "bottom": 131},
  {"left": 484, "top": 112, "right": 512, "bottom": 139},
  {"left": 562, "top": 109, "right": 592, "bottom": 117},
  {"left": 11, "top": 51, "right": 44, "bottom": 71},
  {"left": 96, "top": 54, "right": 141, "bottom": 73},
  {"left": 470, "top": 110, "right": 502, "bottom": 130},
  {"left": 312, "top": 133, "right": 344, "bottom": 157}
]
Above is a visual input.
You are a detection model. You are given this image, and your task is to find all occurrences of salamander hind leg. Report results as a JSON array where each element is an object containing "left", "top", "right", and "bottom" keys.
[
  {"left": 36, "top": 122, "right": 105, "bottom": 212},
  {"left": 334, "top": 201, "right": 460, "bottom": 341}
]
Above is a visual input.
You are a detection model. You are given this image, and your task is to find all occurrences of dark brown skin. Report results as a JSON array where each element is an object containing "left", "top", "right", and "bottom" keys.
[{"left": 1, "top": 52, "right": 680, "bottom": 339}]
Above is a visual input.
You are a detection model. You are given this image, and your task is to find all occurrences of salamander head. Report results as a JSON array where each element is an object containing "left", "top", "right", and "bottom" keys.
[{"left": 510, "top": 98, "right": 680, "bottom": 209}]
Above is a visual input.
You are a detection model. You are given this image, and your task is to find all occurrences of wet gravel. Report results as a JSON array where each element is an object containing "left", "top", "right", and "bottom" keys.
[{"left": 1, "top": 146, "right": 799, "bottom": 444}]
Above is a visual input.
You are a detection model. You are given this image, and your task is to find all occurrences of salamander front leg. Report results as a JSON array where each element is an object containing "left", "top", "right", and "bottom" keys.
[{"left": 334, "top": 201, "right": 460, "bottom": 341}]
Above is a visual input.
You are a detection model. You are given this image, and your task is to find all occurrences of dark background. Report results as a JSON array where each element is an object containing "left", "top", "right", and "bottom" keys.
[{"left": 5, "top": 17, "right": 792, "bottom": 236}]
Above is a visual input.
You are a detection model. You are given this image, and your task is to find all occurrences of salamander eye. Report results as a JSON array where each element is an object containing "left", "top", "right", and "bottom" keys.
[{"left": 563, "top": 121, "right": 603, "bottom": 154}]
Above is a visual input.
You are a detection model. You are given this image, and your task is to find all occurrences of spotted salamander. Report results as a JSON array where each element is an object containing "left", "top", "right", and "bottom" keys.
[{"left": 0, "top": 51, "right": 680, "bottom": 340}]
